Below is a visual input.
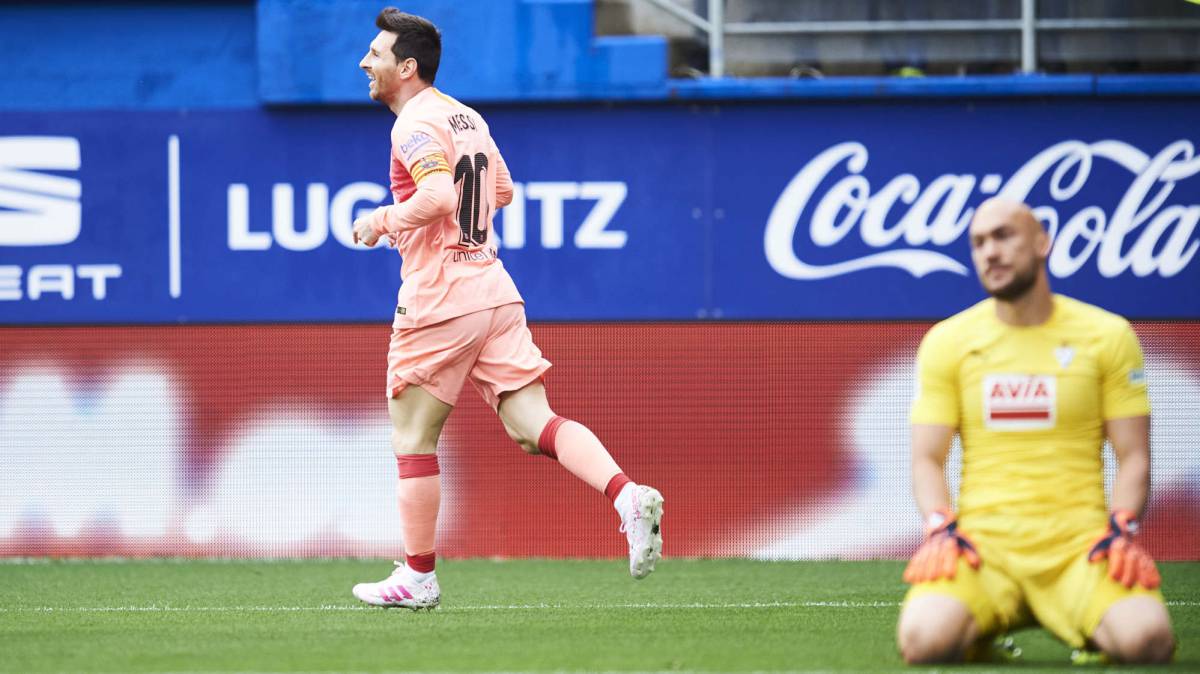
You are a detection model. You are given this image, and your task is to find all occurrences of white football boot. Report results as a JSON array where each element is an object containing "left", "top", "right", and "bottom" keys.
[
  {"left": 617, "top": 484, "right": 664, "bottom": 579},
  {"left": 352, "top": 561, "right": 440, "bottom": 610}
]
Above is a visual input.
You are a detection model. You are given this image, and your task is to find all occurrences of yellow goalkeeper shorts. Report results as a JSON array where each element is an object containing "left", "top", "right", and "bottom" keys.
[{"left": 903, "top": 533, "right": 1165, "bottom": 648}]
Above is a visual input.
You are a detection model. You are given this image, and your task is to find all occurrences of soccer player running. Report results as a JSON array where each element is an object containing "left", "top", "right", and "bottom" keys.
[
  {"left": 897, "top": 198, "right": 1175, "bottom": 664},
  {"left": 347, "top": 8, "right": 663, "bottom": 609}
]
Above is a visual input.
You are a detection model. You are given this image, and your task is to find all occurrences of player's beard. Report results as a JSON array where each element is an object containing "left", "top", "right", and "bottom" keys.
[
  {"left": 986, "top": 258, "right": 1040, "bottom": 302},
  {"left": 369, "top": 73, "right": 395, "bottom": 103}
]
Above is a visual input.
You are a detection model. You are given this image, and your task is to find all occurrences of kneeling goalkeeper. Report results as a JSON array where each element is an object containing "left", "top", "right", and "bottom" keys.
[{"left": 897, "top": 198, "right": 1175, "bottom": 665}]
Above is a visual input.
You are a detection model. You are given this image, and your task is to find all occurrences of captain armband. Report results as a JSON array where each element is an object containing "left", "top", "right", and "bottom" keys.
[{"left": 410, "top": 152, "right": 452, "bottom": 184}]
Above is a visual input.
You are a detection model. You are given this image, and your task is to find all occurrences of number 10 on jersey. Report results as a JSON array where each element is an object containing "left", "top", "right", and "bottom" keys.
[{"left": 454, "top": 152, "right": 489, "bottom": 247}]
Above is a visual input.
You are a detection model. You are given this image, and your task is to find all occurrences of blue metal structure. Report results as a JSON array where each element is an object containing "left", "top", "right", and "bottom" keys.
[{"left": 2, "top": 1, "right": 1198, "bottom": 109}]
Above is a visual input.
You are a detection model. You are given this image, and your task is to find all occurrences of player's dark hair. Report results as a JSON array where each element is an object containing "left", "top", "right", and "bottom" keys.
[{"left": 375, "top": 7, "right": 441, "bottom": 83}]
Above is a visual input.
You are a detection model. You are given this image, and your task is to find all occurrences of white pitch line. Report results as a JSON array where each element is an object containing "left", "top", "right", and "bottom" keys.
[
  {"left": 142, "top": 666, "right": 854, "bottom": 671},
  {"left": 1, "top": 600, "right": 1195, "bottom": 613},
  {"left": 145, "top": 666, "right": 854, "bottom": 671},
  {"left": 0, "top": 601, "right": 887, "bottom": 613}
]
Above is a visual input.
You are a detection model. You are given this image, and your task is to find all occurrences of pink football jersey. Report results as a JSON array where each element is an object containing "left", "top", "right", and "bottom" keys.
[{"left": 386, "top": 87, "right": 521, "bottom": 328}]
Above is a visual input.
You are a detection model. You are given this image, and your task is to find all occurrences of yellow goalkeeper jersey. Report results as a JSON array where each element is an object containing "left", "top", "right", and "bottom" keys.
[{"left": 910, "top": 294, "right": 1150, "bottom": 552}]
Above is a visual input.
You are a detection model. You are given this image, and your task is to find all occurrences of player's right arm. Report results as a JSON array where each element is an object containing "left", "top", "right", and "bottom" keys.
[
  {"left": 492, "top": 139, "right": 513, "bottom": 209},
  {"left": 911, "top": 424, "right": 954, "bottom": 517},
  {"left": 909, "top": 324, "right": 959, "bottom": 518},
  {"left": 904, "top": 324, "right": 978, "bottom": 583}
]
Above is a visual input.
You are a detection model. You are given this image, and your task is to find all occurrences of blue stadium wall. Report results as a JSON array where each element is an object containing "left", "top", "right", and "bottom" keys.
[{"left": 1, "top": 1, "right": 1198, "bottom": 559}]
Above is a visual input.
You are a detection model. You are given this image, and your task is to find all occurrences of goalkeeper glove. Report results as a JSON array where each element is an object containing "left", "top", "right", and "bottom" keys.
[
  {"left": 1087, "top": 509, "right": 1161, "bottom": 590},
  {"left": 903, "top": 507, "right": 981, "bottom": 584}
]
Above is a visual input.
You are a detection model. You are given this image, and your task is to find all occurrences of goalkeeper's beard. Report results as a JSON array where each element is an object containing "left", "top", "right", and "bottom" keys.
[{"left": 986, "top": 260, "right": 1040, "bottom": 302}]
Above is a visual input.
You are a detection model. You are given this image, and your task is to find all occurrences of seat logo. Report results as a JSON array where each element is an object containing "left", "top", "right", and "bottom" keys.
[{"left": 0, "top": 136, "right": 82, "bottom": 246}]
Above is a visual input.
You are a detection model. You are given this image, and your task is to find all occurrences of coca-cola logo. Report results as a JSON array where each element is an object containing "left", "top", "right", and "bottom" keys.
[{"left": 765, "top": 140, "right": 1200, "bottom": 280}]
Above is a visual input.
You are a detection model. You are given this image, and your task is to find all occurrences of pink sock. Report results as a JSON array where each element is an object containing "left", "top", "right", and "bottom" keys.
[
  {"left": 537, "top": 416, "right": 624, "bottom": 493},
  {"left": 604, "top": 473, "right": 632, "bottom": 503},
  {"left": 397, "top": 454, "right": 440, "bottom": 571},
  {"left": 407, "top": 551, "right": 435, "bottom": 574}
]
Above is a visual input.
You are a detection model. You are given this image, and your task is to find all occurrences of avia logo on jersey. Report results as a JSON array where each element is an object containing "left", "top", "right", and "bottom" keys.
[
  {"left": 983, "top": 374, "right": 1057, "bottom": 430},
  {"left": 0, "top": 136, "right": 82, "bottom": 246}
]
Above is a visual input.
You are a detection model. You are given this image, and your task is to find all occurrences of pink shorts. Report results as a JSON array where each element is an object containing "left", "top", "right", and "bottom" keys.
[{"left": 386, "top": 302, "right": 551, "bottom": 409}]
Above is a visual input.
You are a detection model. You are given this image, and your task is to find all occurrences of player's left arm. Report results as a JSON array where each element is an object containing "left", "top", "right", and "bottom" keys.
[
  {"left": 1106, "top": 415, "right": 1150, "bottom": 516},
  {"left": 353, "top": 126, "right": 457, "bottom": 246},
  {"left": 370, "top": 169, "right": 456, "bottom": 235},
  {"left": 1102, "top": 321, "right": 1152, "bottom": 516},
  {"left": 1089, "top": 321, "right": 1158, "bottom": 588}
]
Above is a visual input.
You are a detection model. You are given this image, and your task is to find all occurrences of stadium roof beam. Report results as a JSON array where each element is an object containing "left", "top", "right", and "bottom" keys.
[{"left": 637, "top": 0, "right": 1200, "bottom": 77}]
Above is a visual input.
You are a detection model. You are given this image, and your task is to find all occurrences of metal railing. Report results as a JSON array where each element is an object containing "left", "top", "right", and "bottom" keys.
[{"left": 642, "top": 0, "right": 1200, "bottom": 78}]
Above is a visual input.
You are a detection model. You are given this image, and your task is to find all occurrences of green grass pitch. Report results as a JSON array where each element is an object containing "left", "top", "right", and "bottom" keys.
[{"left": 0, "top": 559, "right": 1195, "bottom": 673}]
